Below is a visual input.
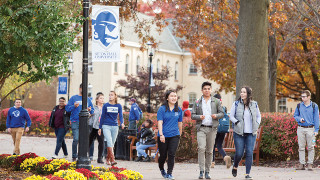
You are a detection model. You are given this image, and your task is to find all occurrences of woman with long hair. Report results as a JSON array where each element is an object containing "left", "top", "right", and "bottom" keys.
[
  {"left": 229, "top": 86, "right": 261, "bottom": 180},
  {"left": 98, "top": 91, "right": 125, "bottom": 166},
  {"left": 88, "top": 93, "right": 105, "bottom": 164},
  {"left": 157, "top": 90, "right": 183, "bottom": 180}
]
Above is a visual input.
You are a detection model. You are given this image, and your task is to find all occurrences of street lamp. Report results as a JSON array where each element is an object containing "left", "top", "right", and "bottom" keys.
[
  {"left": 67, "top": 58, "right": 73, "bottom": 100},
  {"left": 77, "top": 0, "right": 91, "bottom": 170},
  {"left": 147, "top": 41, "right": 153, "bottom": 113}
]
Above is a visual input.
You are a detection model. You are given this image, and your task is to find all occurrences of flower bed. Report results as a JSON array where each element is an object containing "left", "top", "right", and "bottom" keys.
[{"left": 0, "top": 153, "right": 143, "bottom": 180}]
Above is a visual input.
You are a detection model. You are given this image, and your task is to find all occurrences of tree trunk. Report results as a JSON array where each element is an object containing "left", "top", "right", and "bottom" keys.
[
  {"left": 236, "top": 0, "right": 269, "bottom": 112},
  {"left": 268, "top": 34, "right": 277, "bottom": 112}
]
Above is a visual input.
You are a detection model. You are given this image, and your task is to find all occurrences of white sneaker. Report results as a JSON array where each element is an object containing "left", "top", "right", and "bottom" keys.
[
  {"left": 63, "top": 155, "right": 68, "bottom": 159},
  {"left": 52, "top": 155, "right": 58, "bottom": 159}
]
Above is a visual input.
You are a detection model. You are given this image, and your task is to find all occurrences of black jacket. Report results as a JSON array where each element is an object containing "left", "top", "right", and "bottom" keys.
[
  {"left": 49, "top": 105, "right": 71, "bottom": 131},
  {"left": 137, "top": 128, "right": 156, "bottom": 145}
]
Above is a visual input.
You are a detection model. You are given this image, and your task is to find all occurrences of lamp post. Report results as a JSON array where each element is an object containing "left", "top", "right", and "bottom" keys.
[
  {"left": 77, "top": 0, "right": 91, "bottom": 170},
  {"left": 147, "top": 41, "right": 153, "bottom": 113},
  {"left": 67, "top": 58, "right": 73, "bottom": 100}
]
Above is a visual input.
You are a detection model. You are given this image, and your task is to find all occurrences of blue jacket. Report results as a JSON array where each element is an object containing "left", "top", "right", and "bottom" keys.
[
  {"left": 6, "top": 107, "right": 31, "bottom": 128},
  {"left": 65, "top": 95, "right": 94, "bottom": 122},
  {"left": 294, "top": 101, "right": 319, "bottom": 133},
  {"left": 129, "top": 103, "right": 141, "bottom": 121}
]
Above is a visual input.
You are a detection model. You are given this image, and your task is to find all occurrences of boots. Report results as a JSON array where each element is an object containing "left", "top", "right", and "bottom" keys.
[
  {"left": 135, "top": 156, "right": 143, "bottom": 162},
  {"left": 97, "top": 157, "right": 104, "bottom": 164},
  {"left": 224, "top": 156, "right": 232, "bottom": 169},
  {"left": 105, "top": 148, "right": 111, "bottom": 165},
  {"left": 143, "top": 155, "right": 151, "bottom": 162},
  {"left": 107, "top": 147, "right": 117, "bottom": 166}
]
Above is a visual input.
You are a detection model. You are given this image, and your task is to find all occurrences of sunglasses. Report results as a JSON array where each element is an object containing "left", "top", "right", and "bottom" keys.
[{"left": 301, "top": 96, "right": 308, "bottom": 98}]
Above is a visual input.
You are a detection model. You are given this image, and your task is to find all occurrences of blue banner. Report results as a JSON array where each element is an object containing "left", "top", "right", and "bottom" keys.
[{"left": 58, "top": 77, "right": 68, "bottom": 94}]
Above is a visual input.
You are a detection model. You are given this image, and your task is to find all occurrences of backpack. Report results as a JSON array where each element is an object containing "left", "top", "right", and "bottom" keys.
[{"left": 217, "top": 106, "right": 229, "bottom": 133}]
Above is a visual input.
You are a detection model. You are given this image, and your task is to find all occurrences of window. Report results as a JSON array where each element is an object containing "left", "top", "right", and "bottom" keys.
[
  {"left": 188, "top": 93, "right": 197, "bottom": 108},
  {"left": 174, "top": 62, "right": 178, "bottom": 80},
  {"left": 124, "top": 89, "right": 129, "bottom": 109},
  {"left": 125, "top": 54, "right": 129, "bottom": 74},
  {"left": 166, "top": 60, "right": 170, "bottom": 69},
  {"left": 157, "top": 59, "right": 160, "bottom": 73},
  {"left": 136, "top": 56, "right": 140, "bottom": 74},
  {"left": 114, "top": 62, "right": 118, "bottom": 73},
  {"left": 189, "top": 63, "right": 197, "bottom": 74},
  {"left": 88, "top": 52, "right": 93, "bottom": 72},
  {"left": 278, "top": 98, "right": 287, "bottom": 113}
]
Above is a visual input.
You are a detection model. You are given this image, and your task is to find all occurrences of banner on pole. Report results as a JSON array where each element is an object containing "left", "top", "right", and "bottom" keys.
[
  {"left": 92, "top": 5, "right": 120, "bottom": 62},
  {"left": 150, "top": 64, "right": 155, "bottom": 87},
  {"left": 58, "top": 77, "right": 68, "bottom": 94}
]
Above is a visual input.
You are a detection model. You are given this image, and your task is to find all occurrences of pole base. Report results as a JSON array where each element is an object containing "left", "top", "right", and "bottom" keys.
[{"left": 76, "top": 157, "right": 91, "bottom": 170}]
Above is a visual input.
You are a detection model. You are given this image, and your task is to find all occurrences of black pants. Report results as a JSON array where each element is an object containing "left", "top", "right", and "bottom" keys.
[
  {"left": 213, "top": 132, "right": 227, "bottom": 161},
  {"left": 158, "top": 135, "right": 180, "bottom": 175},
  {"left": 89, "top": 128, "right": 104, "bottom": 158}
]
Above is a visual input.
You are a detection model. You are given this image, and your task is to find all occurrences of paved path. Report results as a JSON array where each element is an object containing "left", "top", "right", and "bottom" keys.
[{"left": 1, "top": 133, "right": 319, "bottom": 180}]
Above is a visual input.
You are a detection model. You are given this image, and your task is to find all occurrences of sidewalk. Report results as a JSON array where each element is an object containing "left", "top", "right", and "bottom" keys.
[{"left": 1, "top": 133, "right": 319, "bottom": 180}]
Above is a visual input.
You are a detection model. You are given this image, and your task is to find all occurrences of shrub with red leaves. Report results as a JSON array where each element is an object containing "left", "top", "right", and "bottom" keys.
[
  {"left": 12, "top": 153, "right": 38, "bottom": 170},
  {"left": 76, "top": 168, "right": 99, "bottom": 180}
]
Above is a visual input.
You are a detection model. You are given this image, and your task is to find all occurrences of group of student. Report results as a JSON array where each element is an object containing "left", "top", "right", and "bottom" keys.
[{"left": 5, "top": 81, "right": 319, "bottom": 180}]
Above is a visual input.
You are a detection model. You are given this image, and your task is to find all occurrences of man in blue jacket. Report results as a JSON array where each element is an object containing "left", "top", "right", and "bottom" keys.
[
  {"left": 6, "top": 99, "right": 31, "bottom": 155},
  {"left": 66, "top": 84, "right": 94, "bottom": 161},
  {"left": 294, "top": 90, "right": 319, "bottom": 171},
  {"left": 128, "top": 98, "right": 141, "bottom": 130}
]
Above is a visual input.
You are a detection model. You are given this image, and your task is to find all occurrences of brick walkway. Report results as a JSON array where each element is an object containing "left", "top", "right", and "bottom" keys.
[{"left": 1, "top": 133, "right": 319, "bottom": 180}]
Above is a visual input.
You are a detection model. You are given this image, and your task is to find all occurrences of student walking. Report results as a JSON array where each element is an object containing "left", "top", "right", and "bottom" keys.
[
  {"left": 89, "top": 93, "right": 105, "bottom": 164},
  {"left": 157, "top": 90, "right": 183, "bottom": 180},
  {"left": 135, "top": 119, "right": 156, "bottom": 162},
  {"left": 128, "top": 98, "right": 142, "bottom": 130},
  {"left": 98, "top": 91, "right": 125, "bottom": 166},
  {"left": 229, "top": 86, "right": 261, "bottom": 180},
  {"left": 6, "top": 99, "right": 32, "bottom": 155},
  {"left": 49, "top": 97, "right": 70, "bottom": 159},
  {"left": 191, "top": 82, "right": 224, "bottom": 179},
  {"left": 294, "top": 90, "right": 319, "bottom": 171},
  {"left": 211, "top": 94, "right": 231, "bottom": 169},
  {"left": 66, "top": 84, "right": 94, "bottom": 161}
]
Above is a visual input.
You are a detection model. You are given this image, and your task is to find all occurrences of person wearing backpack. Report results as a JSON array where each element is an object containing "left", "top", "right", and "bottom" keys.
[
  {"left": 191, "top": 82, "right": 224, "bottom": 179},
  {"left": 211, "top": 94, "right": 231, "bottom": 169},
  {"left": 229, "top": 86, "right": 261, "bottom": 180},
  {"left": 128, "top": 98, "right": 142, "bottom": 130},
  {"left": 294, "top": 90, "right": 319, "bottom": 171}
]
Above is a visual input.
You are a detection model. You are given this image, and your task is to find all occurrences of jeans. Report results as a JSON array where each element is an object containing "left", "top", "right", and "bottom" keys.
[
  {"left": 213, "top": 132, "right": 226, "bottom": 161},
  {"left": 297, "top": 126, "right": 315, "bottom": 164},
  {"left": 71, "top": 122, "right": 79, "bottom": 159},
  {"left": 102, "top": 125, "right": 118, "bottom": 147},
  {"left": 233, "top": 132, "right": 256, "bottom": 174},
  {"left": 136, "top": 142, "right": 156, "bottom": 157},
  {"left": 158, "top": 135, "right": 180, "bottom": 175},
  {"left": 10, "top": 127, "right": 24, "bottom": 155},
  {"left": 54, "top": 128, "right": 68, "bottom": 156},
  {"left": 128, "top": 120, "right": 137, "bottom": 130},
  {"left": 88, "top": 125, "right": 94, "bottom": 157},
  {"left": 89, "top": 128, "right": 104, "bottom": 158},
  {"left": 197, "top": 127, "right": 216, "bottom": 172}
]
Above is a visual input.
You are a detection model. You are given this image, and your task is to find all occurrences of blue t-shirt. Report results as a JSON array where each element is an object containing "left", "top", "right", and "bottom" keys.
[
  {"left": 129, "top": 103, "right": 141, "bottom": 121},
  {"left": 99, "top": 103, "right": 124, "bottom": 128},
  {"left": 157, "top": 105, "right": 183, "bottom": 137},
  {"left": 6, "top": 107, "right": 31, "bottom": 128},
  {"left": 66, "top": 95, "right": 94, "bottom": 122}
]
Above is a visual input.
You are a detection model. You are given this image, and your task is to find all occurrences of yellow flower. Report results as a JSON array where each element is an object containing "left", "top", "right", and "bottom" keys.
[
  {"left": 21, "top": 157, "right": 47, "bottom": 172},
  {"left": 99, "top": 172, "right": 117, "bottom": 180},
  {"left": 24, "top": 175, "right": 49, "bottom": 180},
  {"left": 53, "top": 170, "right": 86, "bottom": 179},
  {"left": 120, "top": 170, "right": 143, "bottom": 180}
]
